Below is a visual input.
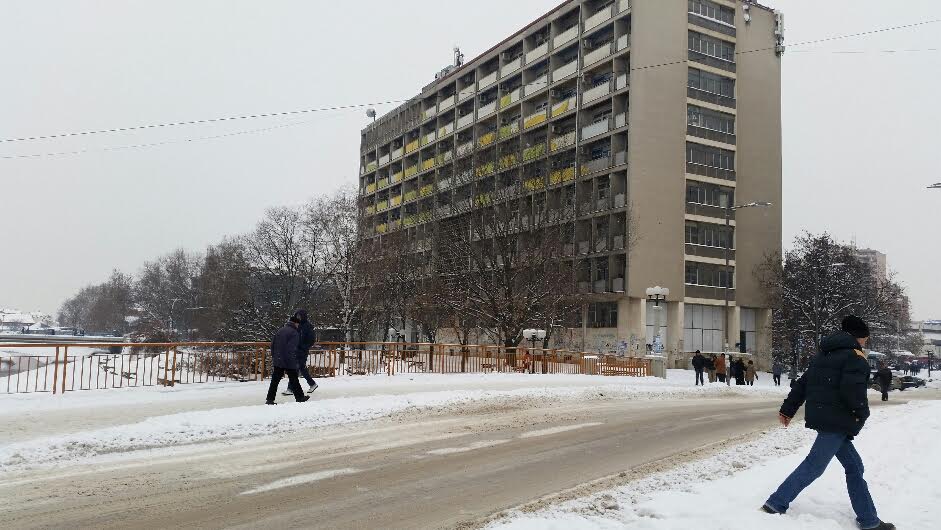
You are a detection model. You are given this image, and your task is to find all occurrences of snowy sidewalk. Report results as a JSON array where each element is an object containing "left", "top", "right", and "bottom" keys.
[{"left": 490, "top": 400, "right": 941, "bottom": 530}]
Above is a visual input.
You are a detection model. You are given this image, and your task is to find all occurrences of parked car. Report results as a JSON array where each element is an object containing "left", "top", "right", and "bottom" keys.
[
  {"left": 870, "top": 374, "right": 902, "bottom": 392},
  {"left": 899, "top": 376, "right": 926, "bottom": 390}
]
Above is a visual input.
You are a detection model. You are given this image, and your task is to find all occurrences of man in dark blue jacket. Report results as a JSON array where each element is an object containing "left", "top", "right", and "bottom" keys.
[
  {"left": 761, "top": 316, "right": 893, "bottom": 530},
  {"left": 285, "top": 309, "right": 320, "bottom": 396},
  {"left": 265, "top": 317, "right": 310, "bottom": 405}
]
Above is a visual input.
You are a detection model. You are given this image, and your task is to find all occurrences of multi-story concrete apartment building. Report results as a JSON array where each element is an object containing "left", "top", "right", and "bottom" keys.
[
  {"left": 358, "top": 0, "right": 783, "bottom": 367},
  {"left": 855, "top": 247, "right": 888, "bottom": 282}
]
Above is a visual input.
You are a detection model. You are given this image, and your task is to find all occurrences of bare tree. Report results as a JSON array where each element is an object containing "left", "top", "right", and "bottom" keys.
[{"left": 134, "top": 250, "right": 202, "bottom": 341}]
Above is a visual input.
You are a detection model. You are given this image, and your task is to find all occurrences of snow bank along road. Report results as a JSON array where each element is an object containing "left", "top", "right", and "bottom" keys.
[{"left": 0, "top": 374, "right": 933, "bottom": 529}]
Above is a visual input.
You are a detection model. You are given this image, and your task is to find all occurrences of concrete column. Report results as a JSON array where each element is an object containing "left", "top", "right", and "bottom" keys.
[
  {"left": 727, "top": 305, "right": 741, "bottom": 353},
  {"left": 756, "top": 308, "right": 773, "bottom": 371},
  {"left": 666, "top": 301, "right": 685, "bottom": 368},
  {"left": 616, "top": 295, "right": 632, "bottom": 346},
  {"left": 580, "top": 301, "right": 589, "bottom": 351},
  {"left": 628, "top": 297, "right": 646, "bottom": 356}
]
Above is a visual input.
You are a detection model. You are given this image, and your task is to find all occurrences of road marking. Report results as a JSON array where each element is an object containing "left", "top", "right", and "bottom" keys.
[
  {"left": 518, "top": 422, "right": 604, "bottom": 439},
  {"left": 240, "top": 468, "right": 361, "bottom": 495},
  {"left": 426, "top": 440, "right": 511, "bottom": 456}
]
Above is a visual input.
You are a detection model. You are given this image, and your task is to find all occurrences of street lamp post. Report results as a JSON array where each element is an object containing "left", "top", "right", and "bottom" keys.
[
  {"left": 723, "top": 201, "right": 773, "bottom": 358},
  {"left": 645, "top": 287, "right": 669, "bottom": 379},
  {"left": 927, "top": 348, "right": 935, "bottom": 379},
  {"left": 522, "top": 329, "right": 546, "bottom": 374}
]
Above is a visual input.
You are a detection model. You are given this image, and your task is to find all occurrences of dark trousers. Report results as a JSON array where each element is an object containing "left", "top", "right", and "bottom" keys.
[
  {"left": 287, "top": 352, "right": 316, "bottom": 392},
  {"left": 735, "top": 376, "right": 745, "bottom": 385},
  {"left": 881, "top": 383, "right": 890, "bottom": 401},
  {"left": 717, "top": 373, "right": 726, "bottom": 383},
  {"left": 267, "top": 367, "right": 306, "bottom": 402},
  {"left": 695, "top": 369, "right": 705, "bottom": 385},
  {"left": 773, "top": 374, "right": 782, "bottom": 386}
]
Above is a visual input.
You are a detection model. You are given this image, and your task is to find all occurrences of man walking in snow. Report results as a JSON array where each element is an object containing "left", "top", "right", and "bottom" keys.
[
  {"left": 877, "top": 363, "right": 892, "bottom": 402},
  {"left": 761, "top": 316, "right": 893, "bottom": 530},
  {"left": 285, "top": 309, "right": 319, "bottom": 396},
  {"left": 716, "top": 353, "right": 727, "bottom": 384},
  {"left": 691, "top": 350, "right": 706, "bottom": 386},
  {"left": 772, "top": 360, "right": 784, "bottom": 386},
  {"left": 265, "top": 316, "right": 310, "bottom": 405}
]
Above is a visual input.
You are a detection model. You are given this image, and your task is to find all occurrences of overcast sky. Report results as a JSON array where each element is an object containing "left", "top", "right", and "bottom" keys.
[{"left": 1, "top": 0, "right": 938, "bottom": 320}]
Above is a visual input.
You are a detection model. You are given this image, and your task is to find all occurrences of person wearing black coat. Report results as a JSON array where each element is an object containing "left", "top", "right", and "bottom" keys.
[
  {"left": 876, "top": 364, "right": 893, "bottom": 402},
  {"left": 286, "top": 309, "right": 320, "bottom": 396},
  {"left": 691, "top": 351, "right": 706, "bottom": 386},
  {"left": 265, "top": 317, "right": 310, "bottom": 405},
  {"left": 733, "top": 358, "right": 746, "bottom": 385},
  {"left": 761, "top": 316, "right": 893, "bottom": 530}
]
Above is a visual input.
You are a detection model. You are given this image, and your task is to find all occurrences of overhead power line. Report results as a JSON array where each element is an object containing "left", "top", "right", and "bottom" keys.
[{"left": 1, "top": 16, "right": 940, "bottom": 158}]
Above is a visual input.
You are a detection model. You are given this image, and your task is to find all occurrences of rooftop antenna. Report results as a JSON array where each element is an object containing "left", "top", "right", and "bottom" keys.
[
  {"left": 366, "top": 108, "right": 377, "bottom": 123},
  {"left": 453, "top": 45, "right": 464, "bottom": 67}
]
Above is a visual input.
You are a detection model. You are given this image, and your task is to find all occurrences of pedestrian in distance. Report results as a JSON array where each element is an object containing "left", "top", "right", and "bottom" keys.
[
  {"left": 716, "top": 353, "right": 728, "bottom": 384},
  {"left": 706, "top": 353, "right": 717, "bottom": 383},
  {"left": 734, "top": 358, "right": 747, "bottom": 386},
  {"left": 692, "top": 350, "right": 706, "bottom": 386},
  {"left": 265, "top": 316, "right": 311, "bottom": 405},
  {"left": 285, "top": 309, "right": 320, "bottom": 396},
  {"left": 761, "top": 316, "right": 894, "bottom": 530},
  {"left": 745, "top": 360, "right": 757, "bottom": 386},
  {"left": 772, "top": 360, "right": 784, "bottom": 386},
  {"left": 877, "top": 362, "right": 893, "bottom": 402}
]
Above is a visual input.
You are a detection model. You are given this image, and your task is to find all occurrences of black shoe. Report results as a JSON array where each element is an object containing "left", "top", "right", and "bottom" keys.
[
  {"left": 266, "top": 401, "right": 277, "bottom": 405},
  {"left": 298, "top": 395, "right": 310, "bottom": 403},
  {"left": 308, "top": 382, "right": 319, "bottom": 394},
  {"left": 864, "top": 523, "right": 895, "bottom": 530},
  {"left": 759, "top": 504, "right": 782, "bottom": 515},
  {"left": 282, "top": 390, "right": 294, "bottom": 396}
]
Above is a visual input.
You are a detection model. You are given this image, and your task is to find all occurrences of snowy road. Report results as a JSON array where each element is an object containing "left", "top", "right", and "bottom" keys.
[{"left": 0, "top": 393, "right": 791, "bottom": 529}]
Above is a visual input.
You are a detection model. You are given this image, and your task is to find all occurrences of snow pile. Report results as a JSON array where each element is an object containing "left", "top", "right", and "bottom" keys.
[
  {"left": 490, "top": 401, "right": 941, "bottom": 530},
  {"left": 0, "top": 375, "right": 786, "bottom": 474}
]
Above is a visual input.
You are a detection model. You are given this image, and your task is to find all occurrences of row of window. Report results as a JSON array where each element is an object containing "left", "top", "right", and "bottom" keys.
[
  {"left": 688, "top": 31, "right": 735, "bottom": 62},
  {"left": 685, "top": 262, "right": 733, "bottom": 288},
  {"left": 687, "top": 105, "right": 735, "bottom": 135},
  {"left": 687, "top": 143, "right": 735, "bottom": 170},
  {"left": 688, "top": 68, "right": 735, "bottom": 98},
  {"left": 685, "top": 221, "right": 731, "bottom": 249},
  {"left": 686, "top": 183, "right": 732, "bottom": 208},
  {"left": 688, "top": 0, "right": 735, "bottom": 26}
]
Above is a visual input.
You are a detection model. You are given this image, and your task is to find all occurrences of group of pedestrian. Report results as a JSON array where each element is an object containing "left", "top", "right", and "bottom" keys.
[
  {"left": 904, "top": 362, "right": 922, "bottom": 376},
  {"left": 265, "top": 309, "right": 321, "bottom": 405},
  {"left": 691, "top": 351, "right": 757, "bottom": 386}
]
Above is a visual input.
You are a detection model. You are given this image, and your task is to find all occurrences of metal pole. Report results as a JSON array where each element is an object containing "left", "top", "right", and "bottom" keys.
[{"left": 724, "top": 206, "right": 731, "bottom": 356}]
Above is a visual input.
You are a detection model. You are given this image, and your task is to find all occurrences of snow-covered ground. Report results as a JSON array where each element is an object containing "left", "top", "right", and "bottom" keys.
[
  {"left": 0, "top": 370, "right": 788, "bottom": 475},
  {"left": 490, "top": 400, "right": 941, "bottom": 530}
]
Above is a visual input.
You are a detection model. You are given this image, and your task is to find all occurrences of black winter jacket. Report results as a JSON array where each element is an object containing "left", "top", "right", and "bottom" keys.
[
  {"left": 297, "top": 320, "right": 316, "bottom": 356},
  {"left": 692, "top": 354, "right": 706, "bottom": 370},
  {"left": 271, "top": 323, "right": 300, "bottom": 370},
  {"left": 780, "top": 332, "right": 871, "bottom": 437},
  {"left": 877, "top": 367, "right": 893, "bottom": 388}
]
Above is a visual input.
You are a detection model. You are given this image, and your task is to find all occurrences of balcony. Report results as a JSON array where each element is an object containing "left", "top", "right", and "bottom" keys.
[
  {"left": 612, "top": 235, "right": 625, "bottom": 250},
  {"left": 550, "top": 130, "right": 576, "bottom": 152},
  {"left": 365, "top": 161, "right": 377, "bottom": 172},
  {"left": 377, "top": 177, "right": 389, "bottom": 189},
  {"left": 612, "top": 277, "right": 625, "bottom": 292},
  {"left": 421, "top": 131, "right": 437, "bottom": 147},
  {"left": 686, "top": 162, "right": 735, "bottom": 181},
  {"left": 391, "top": 195, "right": 403, "bottom": 207},
  {"left": 421, "top": 107, "right": 437, "bottom": 121},
  {"left": 584, "top": 42, "right": 613, "bottom": 67},
  {"left": 391, "top": 146, "right": 403, "bottom": 161},
  {"left": 583, "top": 155, "right": 611, "bottom": 174},
  {"left": 523, "top": 143, "right": 546, "bottom": 161},
  {"left": 474, "top": 192, "right": 493, "bottom": 207},
  {"left": 421, "top": 158, "right": 436, "bottom": 172},
  {"left": 438, "top": 177, "right": 452, "bottom": 190},
  {"left": 553, "top": 59, "right": 578, "bottom": 81},
  {"left": 390, "top": 171, "right": 403, "bottom": 185},
  {"left": 479, "top": 71, "right": 498, "bottom": 90},
  {"left": 478, "top": 131, "right": 496, "bottom": 147},
  {"left": 365, "top": 204, "right": 375, "bottom": 215},
  {"left": 500, "top": 87, "right": 522, "bottom": 109},
  {"left": 523, "top": 74, "right": 549, "bottom": 96},
  {"left": 614, "top": 112, "right": 627, "bottom": 129},
  {"left": 438, "top": 94, "right": 456, "bottom": 112},
  {"left": 378, "top": 153, "right": 390, "bottom": 166},
  {"left": 618, "top": 0, "right": 631, "bottom": 13},
  {"left": 501, "top": 56, "right": 523, "bottom": 77},
  {"left": 455, "top": 198, "right": 472, "bottom": 211},
  {"left": 404, "top": 189, "right": 418, "bottom": 202},
  {"left": 439, "top": 122, "right": 454, "bottom": 138},
  {"left": 549, "top": 165, "right": 576, "bottom": 185},
  {"left": 457, "top": 140, "right": 475, "bottom": 157},
  {"left": 525, "top": 42, "right": 549, "bottom": 64},
  {"left": 524, "top": 109, "right": 548, "bottom": 129},
  {"left": 555, "top": 25, "right": 578, "bottom": 48},
  {"left": 616, "top": 34, "right": 630, "bottom": 51},
  {"left": 457, "top": 112, "right": 475, "bottom": 129},
  {"left": 615, "top": 73, "right": 628, "bottom": 91},
  {"left": 478, "top": 100, "right": 497, "bottom": 118},
  {"left": 499, "top": 120, "right": 521, "bottom": 139},
  {"left": 405, "top": 139, "right": 420, "bottom": 154},
  {"left": 582, "top": 119, "right": 610, "bottom": 140},
  {"left": 615, "top": 193, "right": 626, "bottom": 208},
  {"left": 377, "top": 223, "right": 388, "bottom": 234},
  {"left": 523, "top": 176, "right": 545, "bottom": 191},
  {"left": 476, "top": 161, "right": 495, "bottom": 177},
  {"left": 688, "top": 86, "right": 736, "bottom": 109},
  {"left": 551, "top": 97, "right": 577, "bottom": 118},
  {"left": 436, "top": 150, "right": 453, "bottom": 165},
  {"left": 436, "top": 204, "right": 453, "bottom": 218},
  {"left": 459, "top": 86, "right": 476, "bottom": 102},
  {"left": 419, "top": 183, "right": 435, "bottom": 197},
  {"left": 585, "top": 6, "right": 613, "bottom": 32},
  {"left": 366, "top": 182, "right": 377, "bottom": 194},
  {"left": 498, "top": 153, "right": 518, "bottom": 170},
  {"left": 494, "top": 184, "right": 520, "bottom": 201},
  {"left": 404, "top": 164, "right": 419, "bottom": 178},
  {"left": 583, "top": 79, "right": 612, "bottom": 103},
  {"left": 377, "top": 199, "right": 389, "bottom": 211},
  {"left": 389, "top": 219, "right": 402, "bottom": 231},
  {"left": 578, "top": 241, "right": 590, "bottom": 255}
]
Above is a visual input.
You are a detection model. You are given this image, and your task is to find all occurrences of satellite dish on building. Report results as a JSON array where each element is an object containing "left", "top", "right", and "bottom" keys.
[{"left": 366, "top": 108, "right": 377, "bottom": 122}]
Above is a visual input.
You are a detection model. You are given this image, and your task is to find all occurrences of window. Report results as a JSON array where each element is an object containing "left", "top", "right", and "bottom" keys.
[
  {"left": 687, "top": 143, "right": 735, "bottom": 170},
  {"left": 688, "top": 0, "right": 735, "bottom": 26},
  {"left": 688, "top": 105, "right": 736, "bottom": 135},
  {"left": 689, "top": 31, "right": 735, "bottom": 62},
  {"left": 688, "top": 68, "right": 735, "bottom": 98},
  {"left": 686, "top": 183, "right": 732, "bottom": 207},
  {"left": 684, "top": 303, "right": 726, "bottom": 353},
  {"left": 588, "top": 302, "right": 618, "bottom": 328},
  {"left": 685, "top": 221, "right": 731, "bottom": 248},
  {"left": 685, "top": 262, "right": 734, "bottom": 287}
]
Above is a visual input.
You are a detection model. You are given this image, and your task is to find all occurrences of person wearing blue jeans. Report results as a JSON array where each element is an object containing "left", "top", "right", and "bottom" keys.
[{"left": 761, "top": 316, "right": 894, "bottom": 530}]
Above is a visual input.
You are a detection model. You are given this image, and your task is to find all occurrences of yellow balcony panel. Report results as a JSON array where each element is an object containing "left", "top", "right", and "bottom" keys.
[
  {"left": 404, "top": 215, "right": 417, "bottom": 227},
  {"left": 476, "top": 162, "right": 495, "bottom": 177},
  {"left": 562, "top": 167, "right": 576, "bottom": 182},
  {"left": 422, "top": 158, "right": 436, "bottom": 171},
  {"left": 551, "top": 98, "right": 576, "bottom": 118},
  {"left": 391, "top": 172, "right": 403, "bottom": 184},
  {"left": 377, "top": 200, "right": 389, "bottom": 211},
  {"left": 549, "top": 171, "right": 562, "bottom": 185},
  {"left": 478, "top": 132, "right": 496, "bottom": 147},
  {"left": 365, "top": 161, "right": 378, "bottom": 172},
  {"left": 404, "top": 190, "right": 418, "bottom": 202},
  {"left": 391, "top": 195, "right": 403, "bottom": 207},
  {"left": 418, "top": 211, "right": 433, "bottom": 223},
  {"left": 366, "top": 205, "right": 376, "bottom": 214},
  {"left": 524, "top": 112, "right": 547, "bottom": 129},
  {"left": 404, "top": 164, "right": 419, "bottom": 178},
  {"left": 378, "top": 178, "right": 389, "bottom": 189},
  {"left": 524, "top": 178, "right": 545, "bottom": 191},
  {"left": 499, "top": 154, "right": 518, "bottom": 169},
  {"left": 523, "top": 144, "right": 546, "bottom": 161},
  {"left": 366, "top": 183, "right": 377, "bottom": 193},
  {"left": 419, "top": 184, "right": 435, "bottom": 197},
  {"left": 405, "top": 139, "right": 420, "bottom": 153},
  {"left": 377, "top": 223, "right": 388, "bottom": 234},
  {"left": 474, "top": 193, "right": 492, "bottom": 207}
]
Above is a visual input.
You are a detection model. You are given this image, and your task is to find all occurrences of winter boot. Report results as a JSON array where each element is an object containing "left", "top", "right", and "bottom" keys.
[
  {"left": 863, "top": 523, "right": 895, "bottom": 530},
  {"left": 298, "top": 395, "right": 310, "bottom": 403},
  {"left": 759, "top": 504, "right": 782, "bottom": 515},
  {"left": 265, "top": 401, "right": 277, "bottom": 405},
  {"left": 308, "top": 382, "right": 319, "bottom": 394}
]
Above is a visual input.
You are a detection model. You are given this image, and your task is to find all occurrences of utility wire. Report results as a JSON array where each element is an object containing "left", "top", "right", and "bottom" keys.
[{"left": 2, "top": 16, "right": 940, "bottom": 155}]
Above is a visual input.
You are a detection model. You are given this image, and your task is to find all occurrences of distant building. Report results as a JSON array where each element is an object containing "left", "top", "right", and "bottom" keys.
[
  {"left": 909, "top": 320, "right": 941, "bottom": 358},
  {"left": 0, "top": 311, "right": 36, "bottom": 332},
  {"left": 855, "top": 248, "right": 887, "bottom": 281}
]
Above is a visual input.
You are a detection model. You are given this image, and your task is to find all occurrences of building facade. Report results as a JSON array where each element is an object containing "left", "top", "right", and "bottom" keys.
[
  {"left": 855, "top": 248, "right": 888, "bottom": 282},
  {"left": 358, "top": 0, "right": 783, "bottom": 368}
]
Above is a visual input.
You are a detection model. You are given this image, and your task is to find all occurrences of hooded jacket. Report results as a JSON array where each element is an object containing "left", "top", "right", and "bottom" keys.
[
  {"left": 780, "top": 332, "right": 872, "bottom": 437},
  {"left": 271, "top": 322, "right": 300, "bottom": 370}
]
